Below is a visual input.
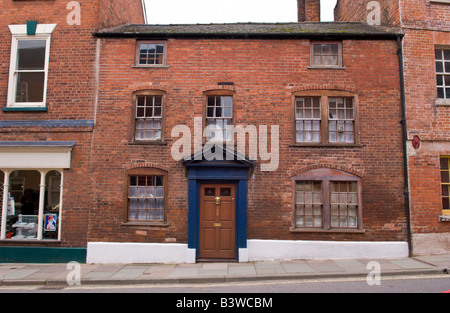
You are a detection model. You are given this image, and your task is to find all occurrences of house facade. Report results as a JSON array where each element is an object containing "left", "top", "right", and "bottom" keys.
[
  {"left": 0, "top": 0, "right": 145, "bottom": 262},
  {"left": 335, "top": 0, "right": 450, "bottom": 256},
  {"left": 87, "top": 17, "right": 409, "bottom": 263}
]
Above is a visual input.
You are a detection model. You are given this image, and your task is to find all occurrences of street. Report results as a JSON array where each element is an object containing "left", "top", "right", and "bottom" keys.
[{"left": 0, "top": 274, "right": 448, "bottom": 293}]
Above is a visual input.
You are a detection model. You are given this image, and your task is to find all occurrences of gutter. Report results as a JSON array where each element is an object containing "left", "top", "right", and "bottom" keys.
[
  {"left": 93, "top": 31, "right": 402, "bottom": 41},
  {"left": 397, "top": 35, "right": 413, "bottom": 257}
]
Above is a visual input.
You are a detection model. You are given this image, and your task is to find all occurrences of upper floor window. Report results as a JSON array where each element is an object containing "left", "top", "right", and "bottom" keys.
[
  {"left": 135, "top": 41, "right": 167, "bottom": 67},
  {"left": 7, "top": 24, "right": 56, "bottom": 108},
  {"left": 293, "top": 91, "right": 357, "bottom": 146},
  {"left": 205, "top": 93, "right": 234, "bottom": 142},
  {"left": 310, "top": 42, "right": 343, "bottom": 68},
  {"left": 436, "top": 48, "right": 450, "bottom": 99},
  {"left": 132, "top": 91, "right": 165, "bottom": 143}
]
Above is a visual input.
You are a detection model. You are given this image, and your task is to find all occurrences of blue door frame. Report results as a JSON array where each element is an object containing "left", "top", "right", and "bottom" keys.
[
  {"left": 183, "top": 145, "right": 254, "bottom": 261},
  {"left": 186, "top": 166, "right": 250, "bottom": 260}
]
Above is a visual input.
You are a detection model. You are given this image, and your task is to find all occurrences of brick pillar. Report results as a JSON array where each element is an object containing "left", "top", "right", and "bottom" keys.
[{"left": 298, "top": 0, "right": 321, "bottom": 22}]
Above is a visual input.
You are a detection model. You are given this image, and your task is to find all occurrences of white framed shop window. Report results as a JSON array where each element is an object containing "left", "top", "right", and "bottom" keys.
[
  {"left": 0, "top": 141, "right": 74, "bottom": 242},
  {"left": 7, "top": 24, "right": 56, "bottom": 108}
]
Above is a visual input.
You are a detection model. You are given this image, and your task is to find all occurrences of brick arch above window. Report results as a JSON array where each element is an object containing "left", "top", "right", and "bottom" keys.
[
  {"left": 290, "top": 164, "right": 364, "bottom": 178},
  {"left": 201, "top": 85, "right": 237, "bottom": 94},
  {"left": 124, "top": 162, "right": 170, "bottom": 172},
  {"left": 290, "top": 85, "right": 358, "bottom": 95}
]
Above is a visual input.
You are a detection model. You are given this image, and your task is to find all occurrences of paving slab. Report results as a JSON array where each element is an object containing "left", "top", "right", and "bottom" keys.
[
  {"left": 306, "top": 260, "right": 346, "bottom": 273},
  {"left": 389, "top": 258, "right": 434, "bottom": 270},
  {"left": 281, "top": 262, "right": 316, "bottom": 273}
]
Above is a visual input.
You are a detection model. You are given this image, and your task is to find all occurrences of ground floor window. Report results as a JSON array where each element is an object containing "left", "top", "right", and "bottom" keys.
[
  {"left": 439, "top": 157, "right": 450, "bottom": 216},
  {"left": 294, "top": 168, "right": 362, "bottom": 231},
  {"left": 1, "top": 169, "right": 62, "bottom": 241},
  {"left": 125, "top": 168, "right": 167, "bottom": 224}
]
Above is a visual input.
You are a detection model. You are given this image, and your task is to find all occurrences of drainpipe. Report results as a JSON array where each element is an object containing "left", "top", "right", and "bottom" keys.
[{"left": 397, "top": 35, "right": 413, "bottom": 257}]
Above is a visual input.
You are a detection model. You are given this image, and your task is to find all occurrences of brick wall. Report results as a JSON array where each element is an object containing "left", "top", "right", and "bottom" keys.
[
  {"left": 0, "top": 0, "right": 144, "bottom": 248},
  {"left": 88, "top": 36, "right": 407, "bottom": 244},
  {"left": 336, "top": 0, "right": 450, "bottom": 254},
  {"left": 334, "top": 0, "right": 400, "bottom": 26},
  {"left": 98, "top": 0, "right": 145, "bottom": 28},
  {"left": 298, "top": 0, "right": 321, "bottom": 22}
]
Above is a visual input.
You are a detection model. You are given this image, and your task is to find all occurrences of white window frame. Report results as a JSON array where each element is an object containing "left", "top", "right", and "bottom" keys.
[{"left": 7, "top": 24, "right": 56, "bottom": 108}]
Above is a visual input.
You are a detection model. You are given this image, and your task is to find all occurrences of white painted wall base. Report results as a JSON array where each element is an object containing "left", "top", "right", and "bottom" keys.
[
  {"left": 86, "top": 242, "right": 190, "bottom": 264},
  {"left": 87, "top": 240, "right": 410, "bottom": 264},
  {"left": 247, "top": 239, "right": 409, "bottom": 261}
]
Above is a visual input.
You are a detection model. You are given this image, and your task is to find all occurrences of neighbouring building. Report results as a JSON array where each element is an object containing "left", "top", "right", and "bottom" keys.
[
  {"left": 86, "top": 2, "right": 409, "bottom": 263},
  {"left": 335, "top": 0, "right": 450, "bottom": 256},
  {"left": 0, "top": 0, "right": 145, "bottom": 262}
]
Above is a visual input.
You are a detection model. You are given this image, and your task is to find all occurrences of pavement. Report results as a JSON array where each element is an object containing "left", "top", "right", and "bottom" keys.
[{"left": 0, "top": 254, "right": 448, "bottom": 287}]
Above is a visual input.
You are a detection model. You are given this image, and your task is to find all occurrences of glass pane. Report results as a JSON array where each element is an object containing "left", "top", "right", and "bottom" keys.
[
  {"left": 438, "top": 88, "right": 445, "bottom": 99},
  {"left": 441, "top": 158, "right": 449, "bottom": 170},
  {"left": 223, "top": 96, "right": 233, "bottom": 107},
  {"left": 17, "top": 40, "right": 46, "bottom": 70},
  {"left": 156, "top": 44, "right": 164, "bottom": 54},
  {"left": 220, "top": 188, "right": 232, "bottom": 197},
  {"left": 443, "top": 198, "right": 450, "bottom": 210},
  {"left": 436, "top": 62, "right": 444, "bottom": 73},
  {"left": 437, "top": 75, "right": 443, "bottom": 86},
  {"left": 204, "top": 188, "right": 215, "bottom": 196},
  {"left": 444, "top": 50, "right": 450, "bottom": 61},
  {"left": 446, "top": 62, "right": 450, "bottom": 73},
  {"left": 441, "top": 171, "right": 450, "bottom": 183},
  {"left": 442, "top": 185, "right": 449, "bottom": 197},
  {"left": 436, "top": 49, "right": 443, "bottom": 60},
  {"left": 15, "top": 72, "right": 45, "bottom": 103}
]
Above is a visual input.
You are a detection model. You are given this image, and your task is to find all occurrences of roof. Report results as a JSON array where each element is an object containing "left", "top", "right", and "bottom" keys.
[{"left": 94, "top": 22, "right": 402, "bottom": 40}]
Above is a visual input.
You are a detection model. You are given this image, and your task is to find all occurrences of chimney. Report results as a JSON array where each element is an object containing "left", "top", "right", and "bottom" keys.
[{"left": 298, "top": 0, "right": 321, "bottom": 22}]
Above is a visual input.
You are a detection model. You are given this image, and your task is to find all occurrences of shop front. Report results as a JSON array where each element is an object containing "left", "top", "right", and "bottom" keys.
[{"left": 0, "top": 141, "right": 85, "bottom": 263}]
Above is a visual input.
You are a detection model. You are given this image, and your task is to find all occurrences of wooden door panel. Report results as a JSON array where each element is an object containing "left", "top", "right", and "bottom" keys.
[{"left": 199, "top": 184, "right": 236, "bottom": 260}]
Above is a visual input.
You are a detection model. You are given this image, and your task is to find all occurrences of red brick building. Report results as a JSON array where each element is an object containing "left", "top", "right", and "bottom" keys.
[
  {"left": 0, "top": 0, "right": 411, "bottom": 263},
  {"left": 86, "top": 9, "right": 409, "bottom": 262},
  {"left": 0, "top": 0, "right": 144, "bottom": 262},
  {"left": 335, "top": 0, "right": 450, "bottom": 256}
]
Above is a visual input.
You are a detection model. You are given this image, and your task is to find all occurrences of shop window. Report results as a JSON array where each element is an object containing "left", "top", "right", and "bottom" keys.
[{"left": 1, "top": 170, "right": 62, "bottom": 241}]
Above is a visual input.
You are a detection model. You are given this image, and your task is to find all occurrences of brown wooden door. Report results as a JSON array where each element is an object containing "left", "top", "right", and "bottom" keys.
[{"left": 199, "top": 184, "right": 236, "bottom": 259}]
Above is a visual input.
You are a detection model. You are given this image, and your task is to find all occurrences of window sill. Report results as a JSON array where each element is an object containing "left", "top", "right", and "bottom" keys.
[
  {"left": 128, "top": 140, "right": 168, "bottom": 146},
  {"left": 290, "top": 227, "right": 365, "bottom": 233},
  {"left": 2, "top": 107, "right": 48, "bottom": 112},
  {"left": 307, "top": 66, "right": 346, "bottom": 70},
  {"left": 430, "top": 0, "right": 450, "bottom": 4},
  {"left": 132, "top": 65, "right": 170, "bottom": 69},
  {"left": 289, "top": 143, "right": 363, "bottom": 148},
  {"left": 121, "top": 222, "right": 170, "bottom": 227},
  {"left": 439, "top": 215, "right": 450, "bottom": 222},
  {"left": 0, "top": 239, "right": 61, "bottom": 244},
  {"left": 435, "top": 99, "right": 450, "bottom": 106}
]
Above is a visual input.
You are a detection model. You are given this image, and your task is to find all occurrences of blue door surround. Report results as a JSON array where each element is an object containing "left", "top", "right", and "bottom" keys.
[{"left": 183, "top": 145, "right": 255, "bottom": 260}]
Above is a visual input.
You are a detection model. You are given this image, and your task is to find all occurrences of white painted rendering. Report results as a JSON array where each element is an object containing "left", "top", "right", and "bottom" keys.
[
  {"left": 86, "top": 242, "right": 191, "bottom": 264},
  {"left": 239, "top": 248, "right": 249, "bottom": 263},
  {"left": 0, "top": 146, "right": 72, "bottom": 169},
  {"left": 412, "top": 233, "right": 450, "bottom": 256},
  {"left": 247, "top": 240, "right": 409, "bottom": 261},
  {"left": 86, "top": 240, "right": 409, "bottom": 264}
]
